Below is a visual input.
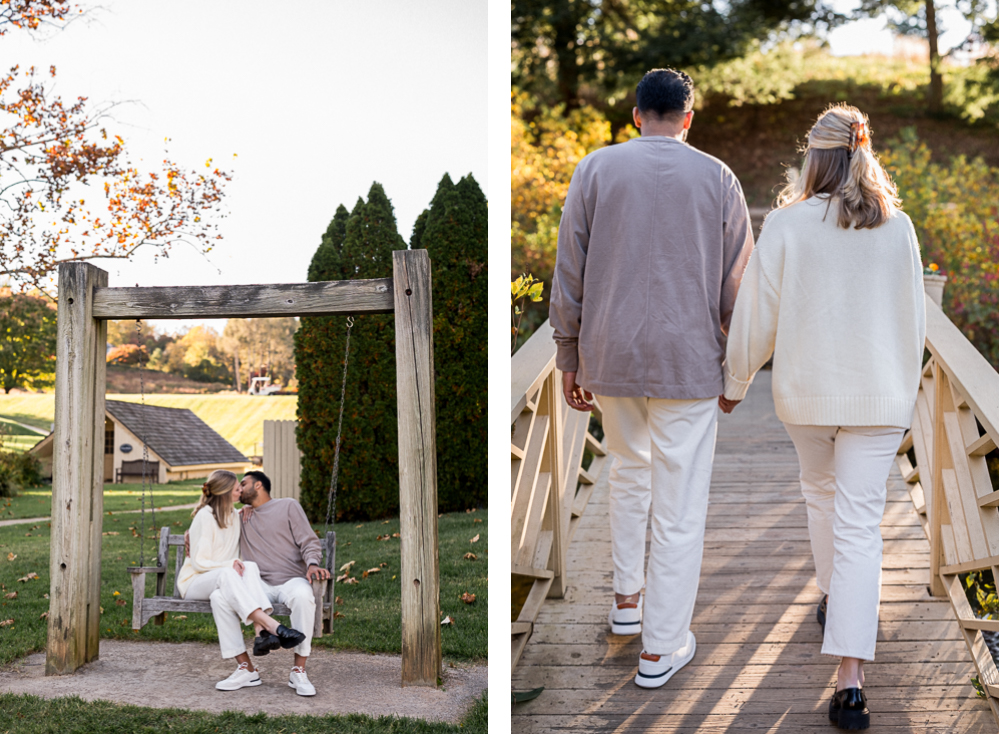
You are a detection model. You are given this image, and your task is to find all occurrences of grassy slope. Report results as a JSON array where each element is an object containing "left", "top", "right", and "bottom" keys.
[
  {"left": 1, "top": 480, "right": 204, "bottom": 520},
  {"left": 0, "top": 508, "right": 487, "bottom": 665},
  {"left": 0, "top": 394, "right": 298, "bottom": 457}
]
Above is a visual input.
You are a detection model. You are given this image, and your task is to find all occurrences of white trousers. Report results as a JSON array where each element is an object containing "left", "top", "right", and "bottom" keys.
[
  {"left": 599, "top": 394, "right": 719, "bottom": 655},
  {"left": 210, "top": 575, "right": 316, "bottom": 659},
  {"left": 784, "top": 424, "right": 905, "bottom": 661},
  {"left": 183, "top": 561, "right": 274, "bottom": 659}
]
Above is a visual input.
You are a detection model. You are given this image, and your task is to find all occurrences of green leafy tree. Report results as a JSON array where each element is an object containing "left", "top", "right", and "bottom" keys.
[
  {"left": 0, "top": 290, "right": 57, "bottom": 393},
  {"left": 296, "top": 184, "right": 405, "bottom": 521},
  {"left": 413, "top": 173, "right": 488, "bottom": 511}
]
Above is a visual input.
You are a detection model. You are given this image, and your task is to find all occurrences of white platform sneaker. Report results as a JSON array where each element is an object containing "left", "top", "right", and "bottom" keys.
[
  {"left": 216, "top": 662, "right": 262, "bottom": 691},
  {"left": 634, "top": 631, "right": 696, "bottom": 689},
  {"left": 608, "top": 593, "right": 643, "bottom": 635},
  {"left": 288, "top": 666, "right": 316, "bottom": 696}
]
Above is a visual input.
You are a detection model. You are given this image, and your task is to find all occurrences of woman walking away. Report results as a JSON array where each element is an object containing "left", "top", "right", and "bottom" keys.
[
  {"left": 722, "top": 104, "right": 926, "bottom": 730},
  {"left": 176, "top": 470, "right": 306, "bottom": 691}
]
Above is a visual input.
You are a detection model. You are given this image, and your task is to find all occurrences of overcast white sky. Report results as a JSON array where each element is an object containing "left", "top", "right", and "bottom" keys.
[{"left": 5, "top": 0, "right": 487, "bottom": 330}]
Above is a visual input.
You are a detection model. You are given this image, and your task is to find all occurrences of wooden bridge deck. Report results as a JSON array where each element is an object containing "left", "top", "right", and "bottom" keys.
[{"left": 512, "top": 371, "right": 995, "bottom": 732}]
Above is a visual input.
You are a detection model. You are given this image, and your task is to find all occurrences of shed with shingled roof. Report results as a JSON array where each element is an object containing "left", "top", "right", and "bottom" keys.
[{"left": 31, "top": 400, "right": 248, "bottom": 483}]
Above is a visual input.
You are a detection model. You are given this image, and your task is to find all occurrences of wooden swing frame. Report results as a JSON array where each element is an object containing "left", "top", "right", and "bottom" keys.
[{"left": 46, "top": 249, "right": 441, "bottom": 687}]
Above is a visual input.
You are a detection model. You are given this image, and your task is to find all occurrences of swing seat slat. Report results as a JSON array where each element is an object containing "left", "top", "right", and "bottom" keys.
[{"left": 129, "top": 527, "right": 336, "bottom": 637}]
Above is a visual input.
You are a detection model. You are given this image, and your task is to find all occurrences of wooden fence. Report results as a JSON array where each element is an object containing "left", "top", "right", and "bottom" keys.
[
  {"left": 263, "top": 419, "right": 301, "bottom": 500},
  {"left": 511, "top": 320, "right": 608, "bottom": 670},
  {"left": 895, "top": 294, "right": 999, "bottom": 717}
]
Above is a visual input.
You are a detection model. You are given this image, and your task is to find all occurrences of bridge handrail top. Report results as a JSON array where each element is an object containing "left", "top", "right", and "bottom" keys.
[
  {"left": 923, "top": 293, "right": 999, "bottom": 445},
  {"left": 512, "top": 319, "right": 556, "bottom": 424}
]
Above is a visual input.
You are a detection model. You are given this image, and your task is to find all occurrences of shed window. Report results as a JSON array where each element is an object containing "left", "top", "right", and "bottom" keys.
[{"left": 104, "top": 421, "right": 114, "bottom": 455}]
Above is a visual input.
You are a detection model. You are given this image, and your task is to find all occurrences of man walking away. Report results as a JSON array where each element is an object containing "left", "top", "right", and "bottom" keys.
[{"left": 549, "top": 68, "right": 754, "bottom": 689}]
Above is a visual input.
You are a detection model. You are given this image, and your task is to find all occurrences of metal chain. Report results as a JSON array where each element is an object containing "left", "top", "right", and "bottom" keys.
[
  {"left": 324, "top": 316, "right": 354, "bottom": 540},
  {"left": 135, "top": 319, "right": 154, "bottom": 567}
]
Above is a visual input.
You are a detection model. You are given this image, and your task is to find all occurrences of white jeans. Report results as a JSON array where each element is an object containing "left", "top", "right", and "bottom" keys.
[
  {"left": 599, "top": 395, "right": 719, "bottom": 655},
  {"left": 784, "top": 424, "right": 905, "bottom": 661},
  {"left": 183, "top": 561, "right": 274, "bottom": 659},
  {"left": 210, "top": 575, "right": 316, "bottom": 659}
]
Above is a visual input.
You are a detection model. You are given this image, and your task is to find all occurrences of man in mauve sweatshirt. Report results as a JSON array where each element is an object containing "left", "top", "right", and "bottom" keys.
[{"left": 549, "top": 68, "right": 755, "bottom": 689}]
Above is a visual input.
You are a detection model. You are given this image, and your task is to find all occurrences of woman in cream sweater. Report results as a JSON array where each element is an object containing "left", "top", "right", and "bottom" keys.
[
  {"left": 177, "top": 470, "right": 306, "bottom": 690},
  {"left": 723, "top": 104, "right": 926, "bottom": 730}
]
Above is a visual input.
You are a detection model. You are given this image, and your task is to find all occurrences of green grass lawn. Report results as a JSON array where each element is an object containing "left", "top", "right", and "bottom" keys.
[
  {"left": 1, "top": 479, "right": 205, "bottom": 521},
  {"left": 0, "top": 394, "right": 298, "bottom": 457},
  {"left": 0, "top": 691, "right": 487, "bottom": 733},
  {"left": 0, "top": 416, "right": 47, "bottom": 455},
  {"left": 0, "top": 506, "right": 487, "bottom": 665}
]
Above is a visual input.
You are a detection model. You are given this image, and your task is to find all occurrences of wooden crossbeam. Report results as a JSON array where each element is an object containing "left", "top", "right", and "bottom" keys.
[{"left": 91, "top": 278, "right": 394, "bottom": 319}]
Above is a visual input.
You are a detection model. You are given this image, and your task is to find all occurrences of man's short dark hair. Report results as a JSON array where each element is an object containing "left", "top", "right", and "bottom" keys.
[
  {"left": 636, "top": 68, "right": 694, "bottom": 122},
  {"left": 244, "top": 470, "right": 271, "bottom": 494}
]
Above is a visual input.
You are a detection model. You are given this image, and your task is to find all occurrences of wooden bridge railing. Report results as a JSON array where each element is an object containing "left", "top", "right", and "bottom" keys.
[
  {"left": 511, "top": 320, "right": 607, "bottom": 671},
  {"left": 895, "top": 294, "right": 999, "bottom": 717}
]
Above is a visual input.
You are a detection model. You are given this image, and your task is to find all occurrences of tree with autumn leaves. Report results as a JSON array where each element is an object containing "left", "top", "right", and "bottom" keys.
[{"left": 0, "top": 1, "right": 232, "bottom": 288}]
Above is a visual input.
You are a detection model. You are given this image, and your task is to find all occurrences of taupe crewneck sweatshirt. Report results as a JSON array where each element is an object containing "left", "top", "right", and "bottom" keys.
[
  {"left": 550, "top": 136, "right": 755, "bottom": 399},
  {"left": 239, "top": 497, "right": 322, "bottom": 586}
]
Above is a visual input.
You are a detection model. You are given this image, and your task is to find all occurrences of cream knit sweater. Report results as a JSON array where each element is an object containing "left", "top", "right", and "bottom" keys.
[
  {"left": 176, "top": 505, "right": 240, "bottom": 597},
  {"left": 723, "top": 197, "right": 926, "bottom": 428}
]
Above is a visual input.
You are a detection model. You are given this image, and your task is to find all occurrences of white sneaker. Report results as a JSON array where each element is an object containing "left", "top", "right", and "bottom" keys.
[
  {"left": 216, "top": 662, "right": 262, "bottom": 691},
  {"left": 608, "top": 593, "right": 642, "bottom": 635},
  {"left": 634, "top": 631, "right": 696, "bottom": 689},
  {"left": 288, "top": 666, "right": 316, "bottom": 696}
]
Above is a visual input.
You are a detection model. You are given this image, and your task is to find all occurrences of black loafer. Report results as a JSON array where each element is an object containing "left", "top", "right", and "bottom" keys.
[
  {"left": 252, "top": 630, "right": 281, "bottom": 656},
  {"left": 274, "top": 624, "right": 307, "bottom": 650},
  {"left": 817, "top": 595, "right": 828, "bottom": 632},
  {"left": 829, "top": 687, "right": 870, "bottom": 730}
]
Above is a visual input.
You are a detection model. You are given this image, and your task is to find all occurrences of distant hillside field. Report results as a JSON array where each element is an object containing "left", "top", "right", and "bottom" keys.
[{"left": 0, "top": 394, "right": 298, "bottom": 457}]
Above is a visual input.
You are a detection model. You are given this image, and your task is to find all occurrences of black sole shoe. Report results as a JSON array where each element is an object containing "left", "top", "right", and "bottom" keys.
[
  {"left": 829, "top": 687, "right": 870, "bottom": 730},
  {"left": 816, "top": 595, "right": 828, "bottom": 633},
  {"left": 275, "top": 624, "right": 307, "bottom": 649},
  {"left": 253, "top": 631, "right": 281, "bottom": 656}
]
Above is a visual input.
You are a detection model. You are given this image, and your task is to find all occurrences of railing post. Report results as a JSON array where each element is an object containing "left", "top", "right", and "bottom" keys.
[
  {"left": 392, "top": 249, "right": 441, "bottom": 686},
  {"left": 540, "top": 369, "right": 567, "bottom": 598},
  {"left": 47, "top": 262, "right": 108, "bottom": 674},
  {"left": 928, "top": 362, "right": 948, "bottom": 597}
]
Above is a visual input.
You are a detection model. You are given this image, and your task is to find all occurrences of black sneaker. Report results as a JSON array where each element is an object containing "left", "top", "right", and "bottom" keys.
[
  {"left": 253, "top": 630, "right": 281, "bottom": 656},
  {"left": 829, "top": 687, "right": 870, "bottom": 730},
  {"left": 274, "top": 624, "right": 307, "bottom": 650}
]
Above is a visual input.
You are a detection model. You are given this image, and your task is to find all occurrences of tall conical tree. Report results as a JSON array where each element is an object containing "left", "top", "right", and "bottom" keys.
[
  {"left": 296, "top": 185, "right": 405, "bottom": 520},
  {"left": 414, "top": 173, "right": 487, "bottom": 510}
]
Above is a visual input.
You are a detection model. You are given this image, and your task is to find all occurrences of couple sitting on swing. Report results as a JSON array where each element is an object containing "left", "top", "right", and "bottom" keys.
[{"left": 175, "top": 469, "right": 332, "bottom": 696}]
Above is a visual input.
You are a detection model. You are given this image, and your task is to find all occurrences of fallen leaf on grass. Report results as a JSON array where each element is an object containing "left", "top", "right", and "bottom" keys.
[
  {"left": 4, "top": 592, "right": 16, "bottom": 599},
  {"left": 473, "top": 518, "right": 482, "bottom": 523},
  {"left": 464, "top": 553, "right": 477, "bottom": 561},
  {"left": 392, "top": 533, "right": 400, "bottom": 538},
  {"left": 115, "top": 599, "right": 126, "bottom": 607},
  {"left": 355, "top": 524, "right": 363, "bottom": 529},
  {"left": 469, "top": 534, "right": 480, "bottom": 544},
  {"left": 379, "top": 562, "right": 388, "bottom": 568},
  {"left": 39, "top": 612, "right": 48, "bottom": 620},
  {"left": 6, "top": 553, "right": 15, "bottom": 562},
  {"left": 339, "top": 560, "right": 355, "bottom": 573},
  {"left": 24, "top": 533, "right": 31, "bottom": 537},
  {"left": 102, "top": 532, "right": 119, "bottom": 536},
  {"left": 173, "top": 615, "right": 187, "bottom": 620},
  {"left": 364, "top": 567, "right": 380, "bottom": 576},
  {"left": 382, "top": 520, "right": 390, "bottom": 525},
  {"left": 466, "top": 508, "right": 477, "bottom": 513},
  {"left": 333, "top": 611, "right": 345, "bottom": 619},
  {"left": 0, "top": 619, "right": 13, "bottom": 627},
  {"left": 342, "top": 577, "right": 359, "bottom": 585},
  {"left": 376, "top": 534, "right": 391, "bottom": 541},
  {"left": 42, "top": 594, "right": 48, "bottom": 599},
  {"left": 461, "top": 592, "right": 476, "bottom": 604},
  {"left": 335, "top": 573, "right": 350, "bottom": 583},
  {"left": 335, "top": 596, "right": 344, "bottom": 605},
  {"left": 440, "top": 616, "right": 454, "bottom": 626},
  {"left": 17, "top": 573, "right": 38, "bottom": 583}
]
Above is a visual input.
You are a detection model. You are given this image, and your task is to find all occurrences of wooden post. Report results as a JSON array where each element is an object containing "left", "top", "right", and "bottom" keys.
[
  {"left": 393, "top": 249, "right": 441, "bottom": 686},
  {"left": 47, "top": 262, "right": 108, "bottom": 675},
  {"left": 929, "top": 363, "right": 949, "bottom": 597}
]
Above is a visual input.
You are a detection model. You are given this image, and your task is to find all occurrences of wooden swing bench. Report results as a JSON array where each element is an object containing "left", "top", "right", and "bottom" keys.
[{"left": 128, "top": 526, "right": 337, "bottom": 637}]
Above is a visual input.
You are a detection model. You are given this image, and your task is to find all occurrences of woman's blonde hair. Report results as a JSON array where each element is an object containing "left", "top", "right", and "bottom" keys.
[
  {"left": 777, "top": 103, "right": 900, "bottom": 229},
  {"left": 191, "top": 470, "right": 238, "bottom": 529}
]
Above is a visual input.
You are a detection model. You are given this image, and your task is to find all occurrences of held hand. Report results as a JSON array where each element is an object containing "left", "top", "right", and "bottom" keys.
[
  {"left": 233, "top": 559, "right": 245, "bottom": 576},
  {"left": 562, "top": 371, "right": 595, "bottom": 412},
  {"left": 306, "top": 564, "right": 331, "bottom": 583},
  {"left": 240, "top": 506, "right": 254, "bottom": 524},
  {"left": 718, "top": 395, "right": 741, "bottom": 414},
  {"left": 184, "top": 530, "right": 190, "bottom": 556}
]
